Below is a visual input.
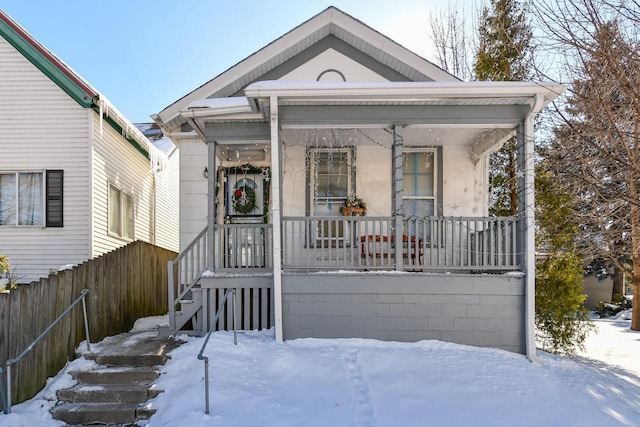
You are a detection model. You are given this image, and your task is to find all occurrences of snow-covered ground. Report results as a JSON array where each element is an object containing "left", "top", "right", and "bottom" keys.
[{"left": 3, "top": 312, "right": 640, "bottom": 427}]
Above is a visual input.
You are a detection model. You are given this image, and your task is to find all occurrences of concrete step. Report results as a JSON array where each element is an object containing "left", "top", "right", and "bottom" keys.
[
  {"left": 51, "top": 402, "right": 155, "bottom": 425},
  {"left": 84, "top": 353, "right": 168, "bottom": 367},
  {"left": 57, "top": 384, "right": 155, "bottom": 404},
  {"left": 71, "top": 367, "right": 160, "bottom": 385}
]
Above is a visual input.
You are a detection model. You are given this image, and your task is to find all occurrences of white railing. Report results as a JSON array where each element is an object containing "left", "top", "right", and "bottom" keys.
[
  {"left": 405, "top": 216, "right": 519, "bottom": 270},
  {"left": 213, "top": 223, "right": 273, "bottom": 271},
  {"left": 281, "top": 216, "right": 520, "bottom": 271},
  {"left": 168, "top": 226, "right": 209, "bottom": 331},
  {"left": 282, "top": 216, "right": 395, "bottom": 270}
]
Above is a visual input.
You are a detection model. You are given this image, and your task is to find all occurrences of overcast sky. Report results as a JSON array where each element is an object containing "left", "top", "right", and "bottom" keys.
[{"left": 2, "top": 0, "right": 449, "bottom": 123}]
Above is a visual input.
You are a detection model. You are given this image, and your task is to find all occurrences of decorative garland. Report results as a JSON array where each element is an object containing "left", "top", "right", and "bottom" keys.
[
  {"left": 214, "top": 164, "right": 271, "bottom": 222},
  {"left": 233, "top": 184, "right": 257, "bottom": 214}
]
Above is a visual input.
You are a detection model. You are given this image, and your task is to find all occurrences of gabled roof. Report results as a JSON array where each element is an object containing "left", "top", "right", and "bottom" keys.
[
  {"left": 0, "top": 9, "right": 158, "bottom": 161},
  {"left": 154, "top": 6, "right": 460, "bottom": 132}
]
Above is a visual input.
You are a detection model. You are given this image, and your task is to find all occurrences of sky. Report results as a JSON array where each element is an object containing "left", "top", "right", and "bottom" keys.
[
  {"left": 4, "top": 311, "right": 640, "bottom": 426},
  {"left": 1, "top": 0, "right": 447, "bottom": 124}
]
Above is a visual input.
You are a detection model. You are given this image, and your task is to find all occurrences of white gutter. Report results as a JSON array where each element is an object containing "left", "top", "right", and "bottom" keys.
[
  {"left": 96, "top": 95, "right": 167, "bottom": 173},
  {"left": 524, "top": 93, "right": 545, "bottom": 363}
]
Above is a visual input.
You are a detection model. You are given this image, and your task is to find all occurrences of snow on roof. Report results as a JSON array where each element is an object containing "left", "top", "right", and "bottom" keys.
[
  {"left": 152, "top": 137, "right": 177, "bottom": 156},
  {"left": 187, "top": 97, "right": 250, "bottom": 110},
  {"left": 244, "top": 80, "right": 566, "bottom": 98}
]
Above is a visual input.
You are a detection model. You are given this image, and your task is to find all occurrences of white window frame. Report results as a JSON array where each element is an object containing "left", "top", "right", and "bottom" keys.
[
  {"left": 309, "top": 148, "right": 354, "bottom": 246},
  {"left": 108, "top": 183, "right": 134, "bottom": 240},
  {"left": 0, "top": 171, "right": 45, "bottom": 227},
  {"left": 309, "top": 148, "right": 353, "bottom": 215},
  {"left": 402, "top": 148, "right": 437, "bottom": 217}
]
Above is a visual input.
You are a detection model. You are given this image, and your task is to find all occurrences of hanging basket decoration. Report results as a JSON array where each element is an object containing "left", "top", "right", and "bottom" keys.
[
  {"left": 233, "top": 184, "right": 257, "bottom": 214},
  {"left": 342, "top": 195, "right": 366, "bottom": 216}
]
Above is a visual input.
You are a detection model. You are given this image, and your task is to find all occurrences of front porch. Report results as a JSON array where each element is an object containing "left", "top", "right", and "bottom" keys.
[{"left": 166, "top": 214, "right": 523, "bottom": 349}]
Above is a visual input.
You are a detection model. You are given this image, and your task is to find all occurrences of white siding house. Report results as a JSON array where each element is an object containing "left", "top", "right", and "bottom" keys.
[
  {"left": 154, "top": 7, "right": 564, "bottom": 357},
  {"left": 0, "top": 10, "right": 179, "bottom": 284}
]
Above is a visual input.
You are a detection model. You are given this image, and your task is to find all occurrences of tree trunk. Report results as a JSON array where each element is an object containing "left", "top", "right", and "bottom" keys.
[
  {"left": 632, "top": 273, "right": 640, "bottom": 331},
  {"left": 611, "top": 265, "right": 624, "bottom": 300},
  {"left": 629, "top": 169, "right": 640, "bottom": 331}
]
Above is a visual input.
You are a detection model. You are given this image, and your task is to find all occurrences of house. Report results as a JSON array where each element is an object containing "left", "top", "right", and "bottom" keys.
[
  {"left": 153, "top": 7, "right": 564, "bottom": 358},
  {"left": 0, "top": 10, "right": 179, "bottom": 284}
]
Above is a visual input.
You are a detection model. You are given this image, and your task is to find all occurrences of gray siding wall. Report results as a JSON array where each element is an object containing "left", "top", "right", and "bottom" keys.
[{"left": 282, "top": 273, "right": 525, "bottom": 354}]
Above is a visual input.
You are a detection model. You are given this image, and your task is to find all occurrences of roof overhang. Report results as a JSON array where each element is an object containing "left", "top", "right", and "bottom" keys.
[
  {"left": 182, "top": 80, "right": 565, "bottom": 127},
  {"left": 243, "top": 80, "right": 565, "bottom": 107}
]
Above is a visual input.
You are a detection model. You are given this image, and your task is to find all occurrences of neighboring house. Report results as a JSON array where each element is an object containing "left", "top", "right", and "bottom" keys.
[
  {"left": 0, "top": 10, "right": 179, "bottom": 284},
  {"left": 153, "top": 7, "right": 563, "bottom": 357}
]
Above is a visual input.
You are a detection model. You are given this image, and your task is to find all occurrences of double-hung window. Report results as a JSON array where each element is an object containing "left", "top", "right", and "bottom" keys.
[
  {"left": 108, "top": 184, "right": 134, "bottom": 239},
  {"left": 402, "top": 150, "right": 436, "bottom": 217},
  {"left": 0, "top": 170, "right": 63, "bottom": 227},
  {"left": 309, "top": 148, "right": 353, "bottom": 245}
]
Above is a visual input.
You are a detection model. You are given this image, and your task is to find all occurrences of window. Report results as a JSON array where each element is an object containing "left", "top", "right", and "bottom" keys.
[
  {"left": 108, "top": 184, "right": 134, "bottom": 239},
  {"left": 310, "top": 149, "right": 352, "bottom": 216},
  {"left": 0, "top": 170, "right": 63, "bottom": 227},
  {"left": 309, "top": 148, "right": 353, "bottom": 245},
  {"left": 402, "top": 151, "right": 436, "bottom": 216}
]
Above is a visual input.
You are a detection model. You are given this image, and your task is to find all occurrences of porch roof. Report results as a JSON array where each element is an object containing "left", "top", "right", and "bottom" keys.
[
  {"left": 243, "top": 80, "right": 565, "bottom": 105},
  {"left": 180, "top": 80, "right": 565, "bottom": 135}
]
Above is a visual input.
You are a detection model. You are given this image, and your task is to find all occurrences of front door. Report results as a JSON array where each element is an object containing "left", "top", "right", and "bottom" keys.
[{"left": 224, "top": 168, "right": 269, "bottom": 268}]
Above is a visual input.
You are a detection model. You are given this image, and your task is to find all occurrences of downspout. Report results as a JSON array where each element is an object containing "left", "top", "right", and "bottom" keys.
[{"left": 524, "top": 94, "right": 544, "bottom": 363}]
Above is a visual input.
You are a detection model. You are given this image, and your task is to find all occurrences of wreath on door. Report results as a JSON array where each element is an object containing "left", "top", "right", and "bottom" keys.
[{"left": 233, "top": 184, "right": 257, "bottom": 214}]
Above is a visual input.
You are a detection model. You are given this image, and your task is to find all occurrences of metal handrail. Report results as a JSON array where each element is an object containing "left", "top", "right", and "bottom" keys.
[
  {"left": 1, "top": 289, "right": 91, "bottom": 414},
  {"left": 197, "top": 288, "right": 237, "bottom": 415}
]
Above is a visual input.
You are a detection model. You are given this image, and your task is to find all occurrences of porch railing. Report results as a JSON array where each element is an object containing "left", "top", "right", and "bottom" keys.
[
  {"left": 281, "top": 216, "right": 520, "bottom": 271},
  {"left": 168, "top": 226, "right": 210, "bottom": 331},
  {"left": 213, "top": 223, "right": 273, "bottom": 272}
]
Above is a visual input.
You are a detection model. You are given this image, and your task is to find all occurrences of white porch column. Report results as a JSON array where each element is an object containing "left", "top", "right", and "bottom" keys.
[
  {"left": 519, "top": 94, "right": 543, "bottom": 362},
  {"left": 392, "top": 125, "right": 404, "bottom": 271},
  {"left": 269, "top": 95, "right": 284, "bottom": 342},
  {"left": 207, "top": 141, "right": 217, "bottom": 271}
]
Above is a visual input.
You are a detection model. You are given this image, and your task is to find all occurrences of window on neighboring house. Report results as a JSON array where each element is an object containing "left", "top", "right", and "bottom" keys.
[
  {"left": 402, "top": 150, "right": 436, "bottom": 217},
  {"left": 0, "top": 170, "right": 63, "bottom": 227},
  {"left": 309, "top": 148, "right": 353, "bottom": 245},
  {"left": 108, "top": 184, "right": 134, "bottom": 239}
]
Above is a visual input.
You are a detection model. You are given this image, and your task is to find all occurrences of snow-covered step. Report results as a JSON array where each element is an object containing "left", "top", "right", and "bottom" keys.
[
  {"left": 50, "top": 331, "right": 183, "bottom": 425},
  {"left": 71, "top": 366, "right": 160, "bottom": 385},
  {"left": 57, "top": 383, "right": 159, "bottom": 404},
  {"left": 51, "top": 402, "right": 154, "bottom": 425}
]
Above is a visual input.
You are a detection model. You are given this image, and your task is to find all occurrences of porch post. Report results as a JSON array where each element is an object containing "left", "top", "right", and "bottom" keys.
[
  {"left": 393, "top": 125, "right": 404, "bottom": 271},
  {"left": 518, "top": 94, "right": 542, "bottom": 362},
  {"left": 269, "top": 95, "right": 284, "bottom": 342},
  {"left": 208, "top": 141, "right": 217, "bottom": 271}
]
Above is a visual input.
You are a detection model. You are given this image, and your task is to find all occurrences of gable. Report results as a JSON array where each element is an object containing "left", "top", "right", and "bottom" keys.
[
  {"left": 0, "top": 10, "right": 160, "bottom": 163},
  {"left": 155, "top": 6, "right": 458, "bottom": 132}
]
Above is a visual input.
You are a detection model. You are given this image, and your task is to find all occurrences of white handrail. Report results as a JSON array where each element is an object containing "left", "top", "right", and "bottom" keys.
[{"left": 197, "top": 288, "right": 237, "bottom": 414}]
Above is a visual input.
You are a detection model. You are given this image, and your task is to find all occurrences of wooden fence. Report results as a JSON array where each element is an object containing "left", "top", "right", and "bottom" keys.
[{"left": 0, "top": 241, "right": 177, "bottom": 408}]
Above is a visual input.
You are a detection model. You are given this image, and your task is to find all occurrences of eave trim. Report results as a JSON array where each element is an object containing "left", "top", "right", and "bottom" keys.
[{"left": 0, "top": 10, "right": 95, "bottom": 108}]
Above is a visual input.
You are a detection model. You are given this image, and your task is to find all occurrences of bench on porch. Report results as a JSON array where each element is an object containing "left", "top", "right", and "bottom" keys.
[{"left": 360, "top": 234, "right": 423, "bottom": 264}]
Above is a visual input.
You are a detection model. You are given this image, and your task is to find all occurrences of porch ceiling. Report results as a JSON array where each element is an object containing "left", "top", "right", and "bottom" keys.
[{"left": 278, "top": 127, "right": 511, "bottom": 150}]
